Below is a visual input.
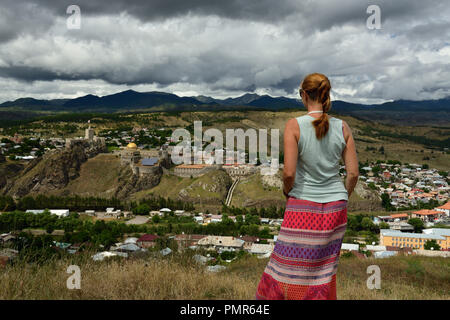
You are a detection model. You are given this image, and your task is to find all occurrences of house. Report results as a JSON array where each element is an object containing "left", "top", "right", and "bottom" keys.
[
  {"left": 411, "top": 209, "right": 442, "bottom": 222},
  {"left": 197, "top": 236, "right": 244, "bottom": 252},
  {"left": 365, "top": 245, "right": 387, "bottom": 252},
  {"left": 435, "top": 201, "right": 450, "bottom": 216},
  {"left": 250, "top": 243, "right": 274, "bottom": 255},
  {"left": 239, "top": 236, "right": 259, "bottom": 251},
  {"left": 159, "top": 208, "right": 172, "bottom": 215},
  {"left": 210, "top": 215, "right": 223, "bottom": 223},
  {"left": 388, "top": 221, "right": 415, "bottom": 232},
  {"left": 137, "top": 234, "right": 159, "bottom": 248},
  {"left": 340, "top": 243, "right": 359, "bottom": 252},
  {"left": 193, "top": 216, "right": 204, "bottom": 224},
  {"left": 390, "top": 213, "right": 409, "bottom": 221},
  {"left": 105, "top": 208, "right": 121, "bottom": 217}
]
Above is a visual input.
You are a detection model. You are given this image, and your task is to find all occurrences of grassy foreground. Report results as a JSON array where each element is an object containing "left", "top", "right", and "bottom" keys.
[{"left": 0, "top": 252, "right": 449, "bottom": 300}]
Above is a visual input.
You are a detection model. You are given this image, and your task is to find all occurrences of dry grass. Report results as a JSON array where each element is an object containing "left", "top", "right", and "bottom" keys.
[
  {"left": 1, "top": 252, "right": 448, "bottom": 300},
  {"left": 62, "top": 154, "right": 122, "bottom": 197}
]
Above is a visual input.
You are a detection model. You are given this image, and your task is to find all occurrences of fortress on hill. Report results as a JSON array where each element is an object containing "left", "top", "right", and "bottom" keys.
[
  {"left": 116, "top": 142, "right": 168, "bottom": 177},
  {"left": 65, "top": 125, "right": 107, "bottom": 157}
]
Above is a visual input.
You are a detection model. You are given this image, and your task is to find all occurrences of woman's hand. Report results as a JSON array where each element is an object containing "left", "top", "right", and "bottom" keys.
[{"left": 283, "top": 188, "right": 290, "bottom": 200}]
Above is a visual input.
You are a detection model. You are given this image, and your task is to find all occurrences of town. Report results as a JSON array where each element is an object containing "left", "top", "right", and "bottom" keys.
[{"left": 1, "top": 120, "right": 450, "bottom": 270}]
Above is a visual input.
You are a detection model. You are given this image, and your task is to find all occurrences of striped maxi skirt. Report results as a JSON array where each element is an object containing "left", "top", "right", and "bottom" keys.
[{"left": 255, "top": 197, "right": 348, "bottom": 300}]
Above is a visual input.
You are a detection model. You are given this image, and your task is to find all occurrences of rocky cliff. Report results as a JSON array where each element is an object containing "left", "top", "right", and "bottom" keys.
[
  {"left": 114, "top": 165, "right": 163, "bottom": 199},
  {"left": 2, "top": 140, "right": 106, "bottom": 198}
]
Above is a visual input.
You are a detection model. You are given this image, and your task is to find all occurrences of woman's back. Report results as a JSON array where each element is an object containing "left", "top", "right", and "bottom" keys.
[
  {"left": 288, "top": 114, "right": 348, "bottom": 203},
  {"left": 257, "top": 72, "right": 359, "bottom": 300}
]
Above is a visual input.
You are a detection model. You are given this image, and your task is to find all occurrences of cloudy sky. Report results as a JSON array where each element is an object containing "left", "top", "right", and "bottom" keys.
[{"left": 0, "top": 0, "right": 450, "bottom": 104}]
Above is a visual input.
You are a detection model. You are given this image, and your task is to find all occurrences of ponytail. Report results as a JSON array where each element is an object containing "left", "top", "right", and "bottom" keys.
[
  {"left": 312, "top": 113, "right": 329, "bottom": 140},
  {"left": 301, "top": 73, "right": 332, "bottom": 139}
]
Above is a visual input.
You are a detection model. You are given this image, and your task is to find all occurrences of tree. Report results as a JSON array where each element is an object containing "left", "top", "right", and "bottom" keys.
[
  {"left": 361, "top": 217, "right": 376, "bottom": 232},
  {"left": 408, "top": 218, "right": 424, "bottom": 233},
  {"left": 220, "top": 250, "right": 236, "bottom": 261},
  {"left": 379, "top": 222, "right": 390, "bottom": 229},
  {"left": 424, "top": 240, "right": 440, "bottom": 251},
  {"left": 46, "top": 223, "right": 55, "bottom": 235},
  {"left": 133, "top": 203, "right": 150, "bottom": 215},
  {"left": 381, "top": 193, "right": 394, "bottom": 211},
  {"left": 248, "top": 224, "right": 260, "bottom": 236},
  {"left": 152, "top": 215, "right": 161, "bottom": 223}
]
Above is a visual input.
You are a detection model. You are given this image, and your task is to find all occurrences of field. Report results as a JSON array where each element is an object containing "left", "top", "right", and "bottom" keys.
[{"left": 1, "top": 252, "right": 448, "bottom": 300}]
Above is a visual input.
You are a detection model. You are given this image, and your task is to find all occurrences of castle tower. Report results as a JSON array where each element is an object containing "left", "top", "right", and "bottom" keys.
[{"left": 85, "top": 120, "right": 94, "bottom": 141}]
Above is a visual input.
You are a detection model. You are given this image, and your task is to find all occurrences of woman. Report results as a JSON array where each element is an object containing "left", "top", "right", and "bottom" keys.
[{"left": 255, "top": 73, "right": 359, "bottom": 300}]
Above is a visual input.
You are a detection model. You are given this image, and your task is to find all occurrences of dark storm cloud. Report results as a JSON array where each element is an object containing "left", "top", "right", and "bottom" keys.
[{"left": 0, "top": 0, "right": 449, "bottom": 102}]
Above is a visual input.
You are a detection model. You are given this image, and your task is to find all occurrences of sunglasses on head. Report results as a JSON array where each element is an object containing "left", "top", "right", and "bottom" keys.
[{"left": 299, "top": 88, "right": 306, "bottom": 98}]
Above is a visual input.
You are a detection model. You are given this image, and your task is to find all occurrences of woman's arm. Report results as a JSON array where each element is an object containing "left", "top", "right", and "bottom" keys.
[
  {"left": 283, "top": 118, "right": 300, "bottom": 198},
  {"left": 342, "top": 120, "right": 359, "bottom": 198}
]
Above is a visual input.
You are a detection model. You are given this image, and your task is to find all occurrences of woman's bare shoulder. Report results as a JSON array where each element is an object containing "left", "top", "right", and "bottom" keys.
[{"left": 285, "top": 118, "right": 300, "bottom": 132}]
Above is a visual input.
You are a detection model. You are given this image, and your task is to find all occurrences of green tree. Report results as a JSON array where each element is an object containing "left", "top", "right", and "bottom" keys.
[
  {"left": 408, "top": 218, "right": 424, "bottom": 233},
  {"left": 220, "top": 250, "right": 236, "bottom": 261},
  {"left": 379, "top": 222, "right": 390, "bottom": 229},
  {"left": 424, "top": 240, "right": 440, "bottom": 251},
  {"left": 133, "top": 203, "right": 150, "bottom": 215},
  {"left": 381, "top": 193, "right": 394, "bottom": 211},
  {"left": 248, "top": 224, "right": 260, "bottom": 236},
  {"left": 361, "top": 217, "right": 376, "bottom": 232}
]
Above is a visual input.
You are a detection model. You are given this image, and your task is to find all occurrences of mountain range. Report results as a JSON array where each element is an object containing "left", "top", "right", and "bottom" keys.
[{"left": 1, "top": 90, "right": 450, "bottom": 125}]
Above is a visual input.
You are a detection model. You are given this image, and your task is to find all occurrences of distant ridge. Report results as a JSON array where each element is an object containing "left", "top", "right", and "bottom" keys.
[{"left": 1, "top": 90, "right": 449, "bottom": 125}]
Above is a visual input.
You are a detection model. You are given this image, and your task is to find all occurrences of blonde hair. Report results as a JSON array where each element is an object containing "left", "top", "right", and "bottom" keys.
[{"left": 301, "top": 73, "right": 332, "bottom": 139}]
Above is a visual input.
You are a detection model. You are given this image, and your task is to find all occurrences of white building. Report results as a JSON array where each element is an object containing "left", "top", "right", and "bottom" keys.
[
  {"left": 341, "top": 243, "right": 359, "bottom": 251},
  {"left": 250, "top": 243, "right": 274, "bottom": 255},
  {"left": 197, "top": 236, "right": 244, "bottom": 252}
]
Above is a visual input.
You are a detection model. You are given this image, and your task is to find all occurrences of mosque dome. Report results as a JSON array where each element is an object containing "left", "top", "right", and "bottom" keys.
[{"left": 127, "top": 143, "right": 138, "bottom": 149}]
